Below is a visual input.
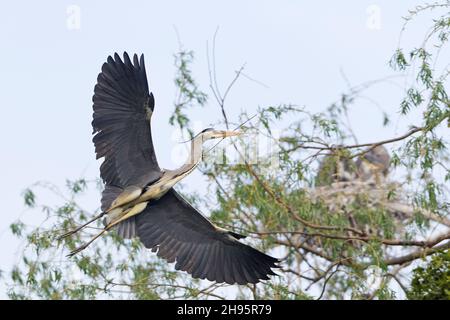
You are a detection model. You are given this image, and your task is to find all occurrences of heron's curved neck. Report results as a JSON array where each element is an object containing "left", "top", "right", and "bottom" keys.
[
  {"left": 188, "top": 136, "right": 204, "bottom": 165},
  {"left": 138, "top": 136, "right": 205, "bottom": 203},
  {"left": 178, "top": 136, "right": 204, "bottom": 174}
]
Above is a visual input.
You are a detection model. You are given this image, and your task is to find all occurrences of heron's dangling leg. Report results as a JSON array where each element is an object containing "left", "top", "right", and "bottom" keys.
[
  {"left": 67, "top": 219, "right": 118, "bottom": 257},
  {"left": 67, "top": 202, "right": 149, "bottom": 257},
  {"left": 108, "top": 186, "right": 142, "bottom": 211},
  {"left": 58, "top": 211, "right": 106, "bottom": 241},
  {"left": 107, "top": 201, "right": 149, "bottom": 226},
  {"left": 67, "top": 228, "right": 108, "bottom": 257},
  {"left": 60, "top": 186, "right": 142, "bottom": 241}
]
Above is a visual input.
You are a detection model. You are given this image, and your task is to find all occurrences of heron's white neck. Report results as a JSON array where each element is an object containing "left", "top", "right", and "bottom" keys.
[
  {"left": 176, "top": 136, "right": 204, "bottom": 174},
  {"left": 139, "top": 136, "right": 207, "bottom": 203},
  {"left": 189, "top": 136, "right": 204, "bottom": 164}
]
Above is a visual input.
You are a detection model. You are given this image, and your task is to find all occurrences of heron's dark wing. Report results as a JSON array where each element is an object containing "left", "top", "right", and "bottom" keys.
[
  {"left": 135, "top": 189, "right": 279, "bottom": 285},
  {"left": 92, "top": 52, "right": 162, "bottom": 188}
]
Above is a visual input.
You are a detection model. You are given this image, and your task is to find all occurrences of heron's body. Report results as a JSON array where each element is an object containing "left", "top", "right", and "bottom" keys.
[
  {"left": 60, "top": 52, "right": 279, "bottom": 285},
  {"left": 104, "top": 141, "right": 202, "bottom": 225},
  {"left": 356, "top": 145, "right": 390, "bottom": 183},
  {"left": 315, "top": 151, "right": 357, "bottom": 187}
]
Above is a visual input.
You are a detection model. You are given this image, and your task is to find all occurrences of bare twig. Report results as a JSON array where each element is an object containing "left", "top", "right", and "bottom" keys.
[
  {"left": 316, "top": 265, "right": 340, "bottom": 300},
  {"left": 384, "top": 240, "right": 450, "bottom": 266},
  {"left": 284, "top": 126, "right": 423, "bottom": 154}
]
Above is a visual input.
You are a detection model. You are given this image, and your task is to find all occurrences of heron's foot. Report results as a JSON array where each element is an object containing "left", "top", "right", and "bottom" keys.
[
  {"left": 65, "top": 227, "right": 108, "bottom": 258},
  {"left": 67, "top": 244, "right": 88, "bottom": 257},
  {"left": 57, "top": 229, "right": 78, "bottom": 241},
  {"left": 57, "top": 212, "right": 106, "bottom": 241}
]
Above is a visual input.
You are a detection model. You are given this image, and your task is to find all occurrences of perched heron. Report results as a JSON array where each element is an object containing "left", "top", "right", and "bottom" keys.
[
  {"left": 356, "top": 145, "right": 390, "bottom": 182},
  {"left": 60, "top": 52, "right": 279, "bottom": 285},
  {"left": 315, "top": 149, "right": 357, "bottom": 187}
]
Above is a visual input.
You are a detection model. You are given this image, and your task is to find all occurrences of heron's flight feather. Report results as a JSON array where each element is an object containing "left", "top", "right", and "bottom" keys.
[
  {"left": 92, "top": 52, "right": 162, "bottom": 188},
  {"left": 136, "top": 189, "right": 279, "bottom": 284}
]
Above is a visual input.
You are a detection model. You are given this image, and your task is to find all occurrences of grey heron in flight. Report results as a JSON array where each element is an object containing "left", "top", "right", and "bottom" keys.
[{"left": 60, "top": 52, "right": 279, "bottom": 285}]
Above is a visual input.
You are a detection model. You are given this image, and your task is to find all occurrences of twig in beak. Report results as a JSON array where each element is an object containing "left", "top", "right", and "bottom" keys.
[{"left": 206, "top": 114, "right": 257, "bottom": 154}]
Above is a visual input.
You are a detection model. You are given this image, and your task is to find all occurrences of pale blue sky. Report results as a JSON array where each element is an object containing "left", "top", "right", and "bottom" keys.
[{"left": 0, "top": 1, "right": 434, "bottom": 296}]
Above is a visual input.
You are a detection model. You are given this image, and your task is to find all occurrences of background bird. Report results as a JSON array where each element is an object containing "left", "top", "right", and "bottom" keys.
[
  {"left": 356, "top": 145, "right": 391, "bottom": 183},
  {"left": 315, "top": 150, "right": 357, "bottom": 187},
  {"left": 60, "top": 52, "right": 279, "bottom": 285}
]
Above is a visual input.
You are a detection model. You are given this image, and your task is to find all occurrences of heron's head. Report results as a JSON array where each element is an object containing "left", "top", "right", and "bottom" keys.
[
  {"left": 197, "top": 128, "right": 241, "bottom": 142},
  {"left": 361, "top": 145, "right": 391, "bottom": 176},
  {"left": 365, "top": 145, "right": 390, "bottom": 164}
]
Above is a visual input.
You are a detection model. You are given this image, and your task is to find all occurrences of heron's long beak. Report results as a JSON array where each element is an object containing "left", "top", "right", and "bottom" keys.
[{"left": 212, "top": 130, "right": 241, "bottom": 138}]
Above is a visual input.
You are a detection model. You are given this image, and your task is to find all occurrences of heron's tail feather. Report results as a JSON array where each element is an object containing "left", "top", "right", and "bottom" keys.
[{"left": 116, "top": 216, "right": 137, "bottom": 239}]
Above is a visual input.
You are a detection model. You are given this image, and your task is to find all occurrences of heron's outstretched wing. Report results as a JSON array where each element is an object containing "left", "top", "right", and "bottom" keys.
[
  {"left": 135, "top": 189, "right": 279, "bottom": 285},
  {"left": 92, "top": 52, "right": 162, "bottom": 188}
]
